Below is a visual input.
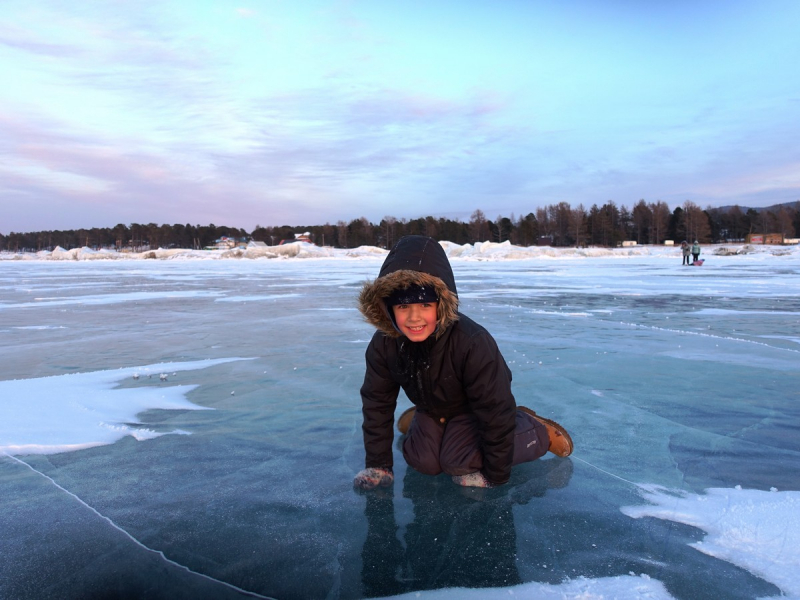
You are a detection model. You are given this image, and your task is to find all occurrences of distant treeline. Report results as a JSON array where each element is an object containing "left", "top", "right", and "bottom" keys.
[{"left": 2, "top": 200, "right": 799, "bottom": 252}]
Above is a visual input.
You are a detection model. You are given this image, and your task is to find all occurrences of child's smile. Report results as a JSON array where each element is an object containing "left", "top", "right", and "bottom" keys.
[{"left": 392, "top": 302, "right": 438, "bottom": 342}]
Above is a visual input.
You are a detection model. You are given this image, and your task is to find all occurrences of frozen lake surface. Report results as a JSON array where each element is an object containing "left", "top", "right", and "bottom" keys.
[{"left": 1, "top": 243, "right": 799, "bottom": 599}]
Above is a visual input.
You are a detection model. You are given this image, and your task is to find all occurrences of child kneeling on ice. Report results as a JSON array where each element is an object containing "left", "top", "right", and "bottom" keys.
[{"left": 354, "top": 235, "right": 573, "bottom": 490}]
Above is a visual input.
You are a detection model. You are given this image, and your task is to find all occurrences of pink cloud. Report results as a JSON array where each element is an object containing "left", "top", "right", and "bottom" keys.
[{"left": 0, "top": 23, "right": 83, "bottom": 57}]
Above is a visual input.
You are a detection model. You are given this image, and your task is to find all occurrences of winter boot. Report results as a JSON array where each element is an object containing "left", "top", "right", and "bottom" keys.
[
  {"left": 518, "top": 406, "right": 573, "bottom": 457},
  {"left": 397, "top": 406, "right": 416, "bottom": 435}
]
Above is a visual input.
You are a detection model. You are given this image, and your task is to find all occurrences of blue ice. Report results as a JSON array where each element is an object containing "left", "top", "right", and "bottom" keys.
[{"left": 1, "top": 243, "right": 799, "bottom": 599}]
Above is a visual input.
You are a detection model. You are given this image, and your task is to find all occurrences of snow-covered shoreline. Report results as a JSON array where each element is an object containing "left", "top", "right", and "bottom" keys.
[{"left": 2, "top": 240, "right": 797, "bottom": 262}]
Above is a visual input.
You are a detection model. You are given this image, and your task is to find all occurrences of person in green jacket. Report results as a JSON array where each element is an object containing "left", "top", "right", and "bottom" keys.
[{"left": 691, "top": 240, "right": 701, "bottom": 264}]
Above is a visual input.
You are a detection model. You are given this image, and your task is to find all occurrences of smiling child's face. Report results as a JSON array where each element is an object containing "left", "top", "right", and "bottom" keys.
[{"left": 392, "top": 302, "right": 438, "bottom": 342}]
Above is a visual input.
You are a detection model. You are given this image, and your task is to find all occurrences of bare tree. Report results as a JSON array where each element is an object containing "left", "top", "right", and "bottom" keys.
[
  {"left": 469, "top": 209, "right": 488, "bottom": 243},
  {"left": 535, "top": 206, "right": 551, "bottom": 241},
  {"left": 681, "top": 200, "right": 711, "bottom": 242},
  {"left": 570, "top": 204, "right": 587, "bottom": 246},
  {"left": 776, "top": 207, "right": 794, "bottom": 238},
  {"left": 320, "top": 222, "right": 335, "bottom": 247},
  {"left": 337, "top": 220, "right": 348, "bottom": 248},
  {"left": 727, "top": 206, "right": 745, "bottom": 240},
  {"left": 381, "top": 216, "right": 397, "bottom": 249},
  {"left": 425, "top": 216, "right": 438, "bottom": 239},
  {"left": 549, "top": 202, "right": 571, "bottom": 246},
  {"left": 649, "top": 201, "right": 670, "bottom": 244},
  {"left": 631, "top": 200, "right": 652, "bottom": 244}
]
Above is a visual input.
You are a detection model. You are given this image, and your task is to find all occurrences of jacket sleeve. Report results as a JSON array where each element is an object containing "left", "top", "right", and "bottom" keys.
[
  {"left": 461, "top": 331, "right": 517, "bottom": 485},
  {"left": 360, "top": 333, "right": 401, "bottom": 469}
]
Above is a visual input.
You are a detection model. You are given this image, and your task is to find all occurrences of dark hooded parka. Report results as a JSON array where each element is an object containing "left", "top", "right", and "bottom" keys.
[{"left": 358, "top": 235, "right": 518, "bottom": 485}]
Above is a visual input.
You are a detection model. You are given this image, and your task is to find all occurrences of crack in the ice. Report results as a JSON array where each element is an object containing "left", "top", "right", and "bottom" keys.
[
  {"left": 572, "top": 455, "right": 640, "bottom": 487},
  {"left": 618, "top": 322, "right": 800, "bottom": 355},
  {"left": 3, "top": 453, "right": 276, "bottom": 600}
]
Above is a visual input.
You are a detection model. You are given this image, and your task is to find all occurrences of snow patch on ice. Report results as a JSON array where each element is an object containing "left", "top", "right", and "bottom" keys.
[
  {"left": 0, "top": 358, "right": 250, "bottom": 456},
  {"left": 622, "top": 484, "right": 800, "bottom": 598},
  {"left": 378, "top": 573, "right": 674, "bottom": 599}
]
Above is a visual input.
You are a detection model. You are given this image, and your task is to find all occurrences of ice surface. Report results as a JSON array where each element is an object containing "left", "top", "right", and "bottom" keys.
[{"left": 1, "top": 243, "right": 799, "bottom": 599}]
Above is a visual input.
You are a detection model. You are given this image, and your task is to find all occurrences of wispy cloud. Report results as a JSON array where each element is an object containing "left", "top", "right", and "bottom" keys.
[{"left": 0, "top": 24, "right": 82, "bottom": 57}]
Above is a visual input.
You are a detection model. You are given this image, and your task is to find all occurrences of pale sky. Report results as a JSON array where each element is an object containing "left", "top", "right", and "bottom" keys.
[{"left": 2, "top": 0, "right": 799, "bottom": 233}]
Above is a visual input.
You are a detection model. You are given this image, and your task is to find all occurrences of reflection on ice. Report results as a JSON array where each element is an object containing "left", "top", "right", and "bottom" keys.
[
  {"left": 362, "top": 461, "right": 574, "bottom": 596},
  {"left": 369, "top": 469, "right": 675, "bottom": 599}
]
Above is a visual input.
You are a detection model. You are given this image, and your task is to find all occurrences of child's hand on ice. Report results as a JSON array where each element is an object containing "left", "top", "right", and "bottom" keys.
[
  {"left": 452, "top": 472, "right": 494, "bottom": 488},
  {"left": 353, "top": 467, "right": 394, "bottom": 490}
]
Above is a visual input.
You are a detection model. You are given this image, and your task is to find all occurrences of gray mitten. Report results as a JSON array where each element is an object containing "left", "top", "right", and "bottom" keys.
[
  {"left": 354, "top": 467, "right": 394, "bottom": 490},
  {"left": 452, "top": 471, "right": 494, "bottom": 488}
]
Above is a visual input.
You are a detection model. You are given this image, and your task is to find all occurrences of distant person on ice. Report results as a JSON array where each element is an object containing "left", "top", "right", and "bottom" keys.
[
  {"left": 681, "top": 241, "right": 691, "bottom": 265},
  {"left": 353, "top": 235, "right": 573, "bottom": 490},
  {"left": 691, "top": 240, "right": 701, "bottom": 264}
]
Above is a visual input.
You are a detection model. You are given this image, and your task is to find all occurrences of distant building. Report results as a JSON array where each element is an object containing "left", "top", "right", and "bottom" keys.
[
  {"left": 207, "top": 236, "right": 249, "bottom": 250},
  {"left": 621, "top": 241, "right": 637, "bottom": 247},
  {"left": 746, "top": 233, "right": 785, "bottom": 245},
  {"left": 280, "top": 232, "right": 313, "bottom": 244},
  {"left": 247, "top": 240, "right": 268, "bottom": 249},
  {"left": 537, "top": 236, "right": 553, "bottom": 246}
]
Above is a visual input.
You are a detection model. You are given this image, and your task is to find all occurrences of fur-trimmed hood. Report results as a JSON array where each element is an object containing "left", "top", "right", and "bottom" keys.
[{"left": 359, "top": 236, "right": 459, "bottom": 339}]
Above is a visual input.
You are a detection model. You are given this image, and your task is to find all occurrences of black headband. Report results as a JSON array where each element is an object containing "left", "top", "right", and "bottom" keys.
[{"left": 385, "top": 284, "right": 439, "bottom": 307}]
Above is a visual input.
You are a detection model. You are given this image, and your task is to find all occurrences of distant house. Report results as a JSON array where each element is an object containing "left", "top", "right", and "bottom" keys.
[
  {"left": 206, "top": 237, "right": 235, "bottom": 250},
  {"left": 746, "top": 233, "right": 784, "bottom": 245},
  {"left": 247, "top": 240, "right": 268, "bottom": 249},
  {"left": 280, "top": 232, "right": 313, "bottom": 245},
  {"left": 537, "top": 236, "right": 553, "bottom": 246},
  {"left": 207, "top": 236, "right": 249, "bottom": 250}
]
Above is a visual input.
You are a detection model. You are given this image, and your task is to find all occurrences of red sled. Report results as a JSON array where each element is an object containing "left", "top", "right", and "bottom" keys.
[{"left": 693, "top": 259, "right": 704, "bottom": 266}]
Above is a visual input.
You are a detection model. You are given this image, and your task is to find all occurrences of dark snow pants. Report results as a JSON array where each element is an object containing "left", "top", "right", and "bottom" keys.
[{"left": 402, "top": 409, "right": 549, "bottom": 478}]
